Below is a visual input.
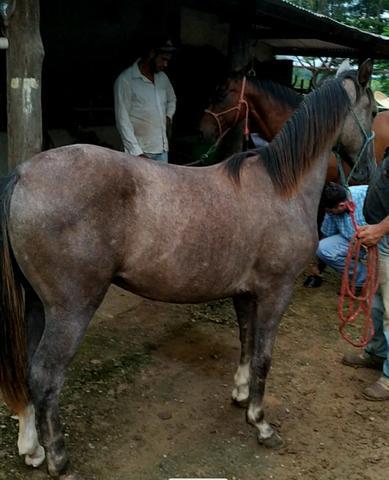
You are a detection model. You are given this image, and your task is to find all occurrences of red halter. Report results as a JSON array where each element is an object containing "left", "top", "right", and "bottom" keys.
[{"left": 204, "top": 76, "right": 250, "bottom": 143}]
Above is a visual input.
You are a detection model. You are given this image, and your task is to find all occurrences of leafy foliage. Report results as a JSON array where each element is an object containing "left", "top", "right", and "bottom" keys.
[{"left": 292, "top": 0, "right": 389, "bottom": 32}]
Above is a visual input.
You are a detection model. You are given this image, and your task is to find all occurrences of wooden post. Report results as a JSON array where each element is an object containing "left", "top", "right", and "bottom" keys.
[
  {"left": 228, "top": 0, "right": 255, "bottom": 71},
  {"left": 5, "top": 0, "right": 44, "bottom": 170}
]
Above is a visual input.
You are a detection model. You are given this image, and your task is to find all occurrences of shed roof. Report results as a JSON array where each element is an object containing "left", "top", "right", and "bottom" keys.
[{"left": 183, "top": 0, "right": 389, "bottom": 59}]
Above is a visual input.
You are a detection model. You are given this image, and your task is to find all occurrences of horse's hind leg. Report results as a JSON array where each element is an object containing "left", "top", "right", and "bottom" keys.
[
  {"left": 18, "top": 285, "right": 45, "bottom": 467},
  {"left": 246, "top": 283, "right": 294, "bottom": 449},
  {"left": 232, "top": 294, "right": 255, "bottom": 407},
  {"left": 29, "top": 304, "right": 97, "bottom": 477}
]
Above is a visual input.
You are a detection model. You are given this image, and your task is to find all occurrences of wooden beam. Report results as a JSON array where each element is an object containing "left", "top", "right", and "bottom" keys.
[
  {"left": 6, "top": 0, "right": 44, "bottom": 170},
  {"left": 270, "top": 46, "right": 362, "bottom": 58}
]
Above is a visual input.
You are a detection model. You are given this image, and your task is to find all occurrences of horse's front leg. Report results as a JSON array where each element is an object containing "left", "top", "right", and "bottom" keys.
[
  {"left": 231, "top": 293, "right": 256, "bottom": 407},
  {"left": 246, "top": 283, "right": 294, "bottom": 449}
]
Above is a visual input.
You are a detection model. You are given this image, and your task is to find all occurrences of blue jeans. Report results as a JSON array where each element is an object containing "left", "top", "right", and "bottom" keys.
[
  {"left": 365, "top": 235, "right": 389, "bottom": 378},
  {"left": 144, "top": 152, "right": 168, "bottom": 163},
  {"left": 316, "top": 234, "right": 367, "bottom": 287}
]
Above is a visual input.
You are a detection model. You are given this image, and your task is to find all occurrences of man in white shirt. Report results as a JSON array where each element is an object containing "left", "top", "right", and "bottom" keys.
[{"left": 114, "top": 40, "right": 177, "bottom": 162}]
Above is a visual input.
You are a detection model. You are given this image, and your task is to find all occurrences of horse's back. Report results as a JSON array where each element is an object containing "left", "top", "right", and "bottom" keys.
[
  {"left": 12, "top": 144, "right": 172, "bottom": 227},
  {"left": 16, "top": 144, "right": 139, "bottom": 199}
]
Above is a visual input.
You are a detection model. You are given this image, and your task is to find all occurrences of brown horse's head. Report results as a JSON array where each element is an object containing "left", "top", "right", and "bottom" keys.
[
  {"left": 199, "top": 72, "right": 303, "bottom": 148},
  {"left": 199, "top": 74, "right": 249, "bottom": 144}
]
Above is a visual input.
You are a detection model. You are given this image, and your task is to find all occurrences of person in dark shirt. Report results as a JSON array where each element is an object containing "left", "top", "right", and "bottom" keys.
[{"left": 342, "top": 157, "right": 389, "bottom": 401}]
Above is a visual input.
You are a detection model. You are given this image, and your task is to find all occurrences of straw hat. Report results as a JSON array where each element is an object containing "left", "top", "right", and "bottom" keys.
[{"left": 374, "top": 91, "right": 389, "bottom": 109}]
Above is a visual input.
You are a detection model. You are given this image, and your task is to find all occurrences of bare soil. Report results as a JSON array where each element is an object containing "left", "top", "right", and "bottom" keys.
[{"left": 1, "top": 271, "right": 388, "bottom": 480}]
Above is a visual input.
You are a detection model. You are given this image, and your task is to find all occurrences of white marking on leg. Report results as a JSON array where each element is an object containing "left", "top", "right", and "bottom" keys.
[
  {"left": 232, "top": 362, "right": 250, "bottom": 402},
  {"left": 18, "top": 404, "right": 45, "bottom": 467},
  {"left": 247, "top": 403, "right": 274, "bottom": 440}
]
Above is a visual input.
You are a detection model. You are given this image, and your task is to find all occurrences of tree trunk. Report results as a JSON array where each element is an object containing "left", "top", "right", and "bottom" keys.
[{"left": 6, "top": 0, "right": 44, "bottom": 170}]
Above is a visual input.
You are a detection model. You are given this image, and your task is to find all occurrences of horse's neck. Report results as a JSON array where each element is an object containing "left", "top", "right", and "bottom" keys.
[
  {"left": 248, "top": 94, "right": 294, "bottom": 141},
  {"left": 298, "top": 150, "right": 333, "bottom": 217}
]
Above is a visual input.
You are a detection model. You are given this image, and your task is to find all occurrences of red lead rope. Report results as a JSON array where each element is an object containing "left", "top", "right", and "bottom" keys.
[{"left": 338, "top": 200, "right": 379, "bottom": 347}]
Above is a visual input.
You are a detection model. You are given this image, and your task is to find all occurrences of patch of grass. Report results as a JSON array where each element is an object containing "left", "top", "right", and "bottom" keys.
[
  {"left": 190, "top": 299, "right": 236, "bottom": 326},
  {"left": 62, "top": 333, "right": 153, "bottom": 404},
  {"left": 68, "top": 350, "right": 151, "bottom": 386}
]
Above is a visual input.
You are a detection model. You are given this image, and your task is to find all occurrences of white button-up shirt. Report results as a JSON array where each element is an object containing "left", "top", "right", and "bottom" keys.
[{"left": 114, "top": 61, "right": 176, "bottom": 156}]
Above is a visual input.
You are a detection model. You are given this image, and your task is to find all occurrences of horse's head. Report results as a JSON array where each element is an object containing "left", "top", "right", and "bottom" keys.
[
  {"left": 336, "top": 59, "right": 377, "bottom": 184},
  {"left": 199, "top": 73, "right": 248, "bottom": 145}
]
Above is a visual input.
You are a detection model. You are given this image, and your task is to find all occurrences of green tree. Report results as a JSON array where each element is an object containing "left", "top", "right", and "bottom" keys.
[{"left": 290, "top": 0, "right": 389, "bottom": 32}]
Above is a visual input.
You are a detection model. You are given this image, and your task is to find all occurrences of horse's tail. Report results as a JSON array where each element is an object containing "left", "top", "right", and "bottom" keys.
[{"left": 0, "top": 172, "right": 29, "bottom": 413}]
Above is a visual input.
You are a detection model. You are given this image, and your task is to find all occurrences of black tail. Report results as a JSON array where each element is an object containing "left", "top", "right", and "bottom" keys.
[{"left": 0, "top": 172, "right": 29, "bottom": 413}]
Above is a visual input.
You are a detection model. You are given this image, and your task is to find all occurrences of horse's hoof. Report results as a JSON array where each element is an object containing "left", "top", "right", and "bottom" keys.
[
  {"left": 231, "top": 387, "right": 249, "bottom": 408},
  {"left": 303, "top": 275, "right": 323, "bottom": 288},
  {"left": 257, "top": 431, "right": 285, "bottom": 449},
  {"left": 25, "top": 445, "right": 45, "bottom": 468},
  {"left": 231, "top": 396, "right": 249, "bottom": 409}
]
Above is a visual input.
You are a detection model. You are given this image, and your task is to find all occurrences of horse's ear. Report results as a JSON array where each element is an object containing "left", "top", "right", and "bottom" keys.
[
  {"left": 358, "top": 59, "right": 373, "bottom": 87},
  {"left": 336, "top": 59, "right": 351, "bottom": 77}
]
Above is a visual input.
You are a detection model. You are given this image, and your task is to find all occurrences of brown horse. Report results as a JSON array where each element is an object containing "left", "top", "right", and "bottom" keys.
[
  {"left": 373, "top": 109, "right": 389, "bottom": 162},
  {"left": 199, "top": 70, "right": 381, "bottom": 182},
  {"left": 0, "top": 61, "right": 374, "bottom": 478}
]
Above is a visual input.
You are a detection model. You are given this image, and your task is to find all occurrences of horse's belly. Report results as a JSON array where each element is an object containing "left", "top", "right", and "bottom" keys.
[{"left": 115, "top": 254, "right": 252, "bottom": 303}]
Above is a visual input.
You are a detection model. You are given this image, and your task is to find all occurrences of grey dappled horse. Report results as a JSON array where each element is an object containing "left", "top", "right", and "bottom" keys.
[{"left": 0, "top": 61, "right": 374, "bottom": 478}]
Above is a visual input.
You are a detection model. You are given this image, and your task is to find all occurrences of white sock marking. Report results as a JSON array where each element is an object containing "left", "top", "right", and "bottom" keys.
[
  {"left": 232, "top": 362, "right": 250, "bottom": 402},
  {"left": 18, "top": 404, "right": 45, "bottom": 467}
]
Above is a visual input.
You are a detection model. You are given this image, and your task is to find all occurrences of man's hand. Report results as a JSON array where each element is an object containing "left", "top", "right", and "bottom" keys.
[
  {"left": 357, "top": 216, "right": 389, "bottom": 247},
  {"left": 357, "top": 224, "right": 385, "bottom": 247}
]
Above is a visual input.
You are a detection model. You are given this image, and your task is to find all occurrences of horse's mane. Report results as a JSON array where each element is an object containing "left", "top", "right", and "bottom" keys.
[
  {"left": 224, "top": 72, "right": 363, "bottom": 197},
  {"left": 249, "top": 76, "right": 303, "bottom": 110}
]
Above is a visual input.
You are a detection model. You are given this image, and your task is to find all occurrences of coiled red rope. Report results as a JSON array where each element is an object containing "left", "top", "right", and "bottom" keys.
[{"left": 338, "top": 201, "right": 379, "bottom": 347}]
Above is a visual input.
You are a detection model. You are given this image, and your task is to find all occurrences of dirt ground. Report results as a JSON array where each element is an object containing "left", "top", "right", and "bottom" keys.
[{"left": 1, "top": 270, "right": 388, "bottom": 480}]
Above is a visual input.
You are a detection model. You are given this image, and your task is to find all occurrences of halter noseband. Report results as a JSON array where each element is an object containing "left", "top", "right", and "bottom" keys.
[{"left": 204, "top": 76, "right": 250, "bottom": 144}]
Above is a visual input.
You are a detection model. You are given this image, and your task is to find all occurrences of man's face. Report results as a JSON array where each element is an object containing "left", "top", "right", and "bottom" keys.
[
  {"left": 325, "top": 201, "right": 348, "bottom": 215},
  {"left": 150, "top": 52, "right": 172, "bottom": 73}
]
